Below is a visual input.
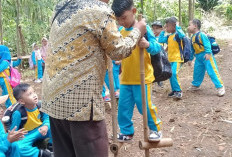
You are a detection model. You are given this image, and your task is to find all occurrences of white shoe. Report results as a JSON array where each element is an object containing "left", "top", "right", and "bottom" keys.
[
  {"left": 188, "top": 85, "right": 200, "bottom": 91},
  {"left": 217, "top": 86, "right": 225, "bottom": 97},
  {"left": 149, "top": 131, "right": 162, "bottom": 142},
  {"left": 34, "top": 79, "right": 42, "bottom": 83}
]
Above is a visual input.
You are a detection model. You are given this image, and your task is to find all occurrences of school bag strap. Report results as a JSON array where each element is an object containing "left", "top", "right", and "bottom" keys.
[
  {"left": 193, "top": 31, "right": 203, "bottom": 48},
  {"left": 174, "top": 33, "right": 184, "bottom": 60}
]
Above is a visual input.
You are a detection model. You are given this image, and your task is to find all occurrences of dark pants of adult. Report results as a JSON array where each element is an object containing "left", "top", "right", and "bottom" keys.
[{"left": 49, "top": 117, "right": 108, "bottom": 157}]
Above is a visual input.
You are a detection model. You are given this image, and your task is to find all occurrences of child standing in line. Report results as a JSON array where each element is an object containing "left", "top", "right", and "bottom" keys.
[
  {"left": 11, "top": 84, "right": 52, "bottom": 157},
  {"left": 112, "top": 0, "right": 162, "bottom": 142},
  {"left": 31, "top": 43, "right": 44, "bottom": 83},
  {"left": 102, "top": 61, "right": 121, "bottom": 102},
  {"left": 0, "top": 45, "right": 17, "bottom": 108},
  {"left": 0, "top": 95, "right": 27, "bottom": 157},
  {"left": 151, "top": 21, "right": 164, "bottom": 88},
  {"left": 187, "top": 19, "right": 225, "bottom": 96},
  {"left": 158, "top": 17, "right": 186, "bottom": 99},
  {"left": 112, "top": 60, "right": 121, "bottom": 96}
]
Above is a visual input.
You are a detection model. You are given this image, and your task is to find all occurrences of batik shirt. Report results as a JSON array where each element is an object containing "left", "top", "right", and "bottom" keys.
[{"left": 41, "top": 0, "right": 141, "bottom": 121}]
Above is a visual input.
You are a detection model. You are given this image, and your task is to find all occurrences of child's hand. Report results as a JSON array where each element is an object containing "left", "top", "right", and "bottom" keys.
[
  {"left": 18, "top": 56, "right": 22, "bottom": 59},
  {"left": 7, "top": 127, "right": 28, "bottom": 143},
  {"left": 204, "top": 54, "right": 211, "bottom": 60},
  {"left": 138, "top": 37, "right": 150, "bottom": 49},
  {"left": 134, "top": 18, "right": 147, "bottom": 37},
  {"left": 38, "top": 125, "right": 48, "bottom": 136}
]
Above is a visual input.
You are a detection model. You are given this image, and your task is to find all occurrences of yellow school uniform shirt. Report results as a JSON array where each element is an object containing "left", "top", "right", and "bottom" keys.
[
  {"left": 167, "top": 34, "right": 184, "bottom": 63},
  {"left": 23, "top": 107, "right": 42, "bottom": 131},
  {"left": 120, "top": 28, "right": 155, "bottom": 85},
  {"left": 191, "top": 34, "right": 205, "bottom": 54}
]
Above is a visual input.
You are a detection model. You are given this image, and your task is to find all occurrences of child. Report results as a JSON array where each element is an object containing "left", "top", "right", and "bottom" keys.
[
  {"left": 31, "top": 43, "right": 44, "bottom": 83},
  {"left": 0, "top": 95, "right": 27, "bottom": 157},
  {"left": 102, "top": 61, "right": 121, "bottom": 102},
  {"left": 152, "top": 21, "right": 163, "bottom": 40},
  {"left": 11, "top": 83, "right": 52, "bottom": 157},
  {"left": 158, "top": 17, "right": 186, "bottom": 99},
  {"left": 0, "top": 45, "right": 17, "bottom": 108},
  {"left": 112, "top": 0, "right": 162, "bottom": 142},
  {"left": 187, "top": 19, "right": 225, "bottom": 96},
  {"left": 151, "top": 21, "right": 164, "bottom": 88}
]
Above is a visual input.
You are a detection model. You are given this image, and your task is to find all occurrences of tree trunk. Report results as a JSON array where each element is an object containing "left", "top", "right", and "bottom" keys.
[
  {"left": 189, "top": 0, "right": 193, "bottom": 21},
  {"left": 179, "top": 0, "right": 182, "bottom": 26},
  {"left": 0, "top": 0, "right": 3, "bottom": 44},
  {"left": 16, "top": 0, "right": 21, "bottom": 57},
  {"left": 140, "top": 0, "right": 144, "bottom": 14},
  {"left": 193, "top": 0, "right": 195, "bottom": 18},
  {"left": 153, "top": 0, "right": 156, "bottom": 20},
  {"left": 18, "top": 26, "right": 27, "bottom": 69}
]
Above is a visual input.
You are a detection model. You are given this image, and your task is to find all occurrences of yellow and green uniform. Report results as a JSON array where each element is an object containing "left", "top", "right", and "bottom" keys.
[
  {"left": 158, "top": 26, "right": 185, "bottom": 92},
  {"left": 190, "top": 32, "right": 223, "bottom": 88},
  {"left": 10, "top": 106, "right": 51, "bottom": 157},
  {"left": 0, "top": 45, "right": 17, "bottom": 108},
  {"left": 118, "top": 25, "right": 162, "bottom": 135}
]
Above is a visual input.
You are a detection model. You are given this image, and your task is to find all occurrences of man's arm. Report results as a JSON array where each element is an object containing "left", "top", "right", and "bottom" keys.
[{"left": 98, "top": 12, "right": 146, "bottom": 61}]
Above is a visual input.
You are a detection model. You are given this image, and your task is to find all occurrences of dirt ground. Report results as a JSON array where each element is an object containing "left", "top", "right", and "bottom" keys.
[{"left": 1, "top": 40, "right": 231, "bottom": 157}]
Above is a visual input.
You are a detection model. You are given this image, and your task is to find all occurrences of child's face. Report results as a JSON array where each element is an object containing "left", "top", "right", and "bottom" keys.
[
  {"left": 34, "top": 45, "right": 39, "bottom": 50},
  {"left": 19, "top": 87, "right": 38, "bottom": 106},
  {"left": 152, "top": 25, "right": 163, "bottom": 37},
  {"left": 187, "top": 21, "right": 197, "bottom": 33},
  {"left": 166, "top": 22, "right": 176, "bottom": 33},
  {"left": 116, "top": 8, "right": 136, "bottom": 28},
  {"left": 42, "top": 40, "right": 48, "bottom": 46}
]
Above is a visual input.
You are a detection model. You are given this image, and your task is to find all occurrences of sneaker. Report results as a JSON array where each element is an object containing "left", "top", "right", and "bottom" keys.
[
  {"left": 149, "top": 130, "right": 162, "bottom": 142},
  {"left": 174, "top": 91, "right": 183, "bottom": 99},
  {"left": 39, "top": 149, "right": 52, "bottom": 157},
  {"left": 217, "top": 86, "right": 225, "bottom": 97},
  {"left": 117, "top": 133, "right": 133, "bottom": 143},
  {"left": 168, "top": 91, "right": 175, "bottom": 98},
  {"left": 115, "top": 91, "right": 120, "bottom": 98},
  {"left": 188, "top": 85, "right": 200, "bottom": 91},
  {"left": 34, "top": 79, "right": 42, "bottom": 83},
  {"left": 103, "top": 96, "right": 111, "bottom": 102}
]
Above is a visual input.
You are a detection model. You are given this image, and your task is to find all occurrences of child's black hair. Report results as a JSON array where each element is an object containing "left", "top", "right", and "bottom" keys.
[
  {"left": 112, "top": 0, "right": 134, "bottom": 17},
  {"left": 192, "top": 19, "right": 201, "bottom": 30},
  {"left": 165, "top": 17, "right": 177, "bottom": 25},
  {"left": 13, "top": 83, "right": 30, "bottom": 101}
]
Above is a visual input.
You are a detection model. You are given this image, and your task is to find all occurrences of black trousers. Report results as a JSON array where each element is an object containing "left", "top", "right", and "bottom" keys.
[{"left": 50, "top": 117, "right": 108, "bottom": 157}]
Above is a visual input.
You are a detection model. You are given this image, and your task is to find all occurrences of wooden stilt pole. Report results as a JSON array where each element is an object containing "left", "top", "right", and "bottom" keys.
[
  {"left": 108, "top": 57, "right": 122, "bottom": 156},
  {"left": 138, "top": 14, "right": 150, "bottom": 157}
]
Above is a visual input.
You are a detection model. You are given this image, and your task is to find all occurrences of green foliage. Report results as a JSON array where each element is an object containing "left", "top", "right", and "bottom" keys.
[
  {"left": 1, "top": 0, "right": 58, "bottom": 56},
  {"left": 196, "top": 0, "right": 219, "bottom": 11}
]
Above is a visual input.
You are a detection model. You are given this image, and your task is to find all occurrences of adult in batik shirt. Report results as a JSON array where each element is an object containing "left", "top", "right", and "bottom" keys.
[{"left": 42, "top": 0, "right": 146, "bottom": 156}]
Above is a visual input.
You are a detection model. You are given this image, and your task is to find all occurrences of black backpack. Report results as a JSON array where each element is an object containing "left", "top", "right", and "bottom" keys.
[
  {"left": 2, "top": 101, "right": 42, "bottom": 130},
  {"left": 193, "top": 32, "right": 220, "bottom": 55},
  {"left": 150, "top": 47, "right": 172, "bottom": 82},
  {"left": 174, "top": 34, "right": 192, "bottom": 63}
]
